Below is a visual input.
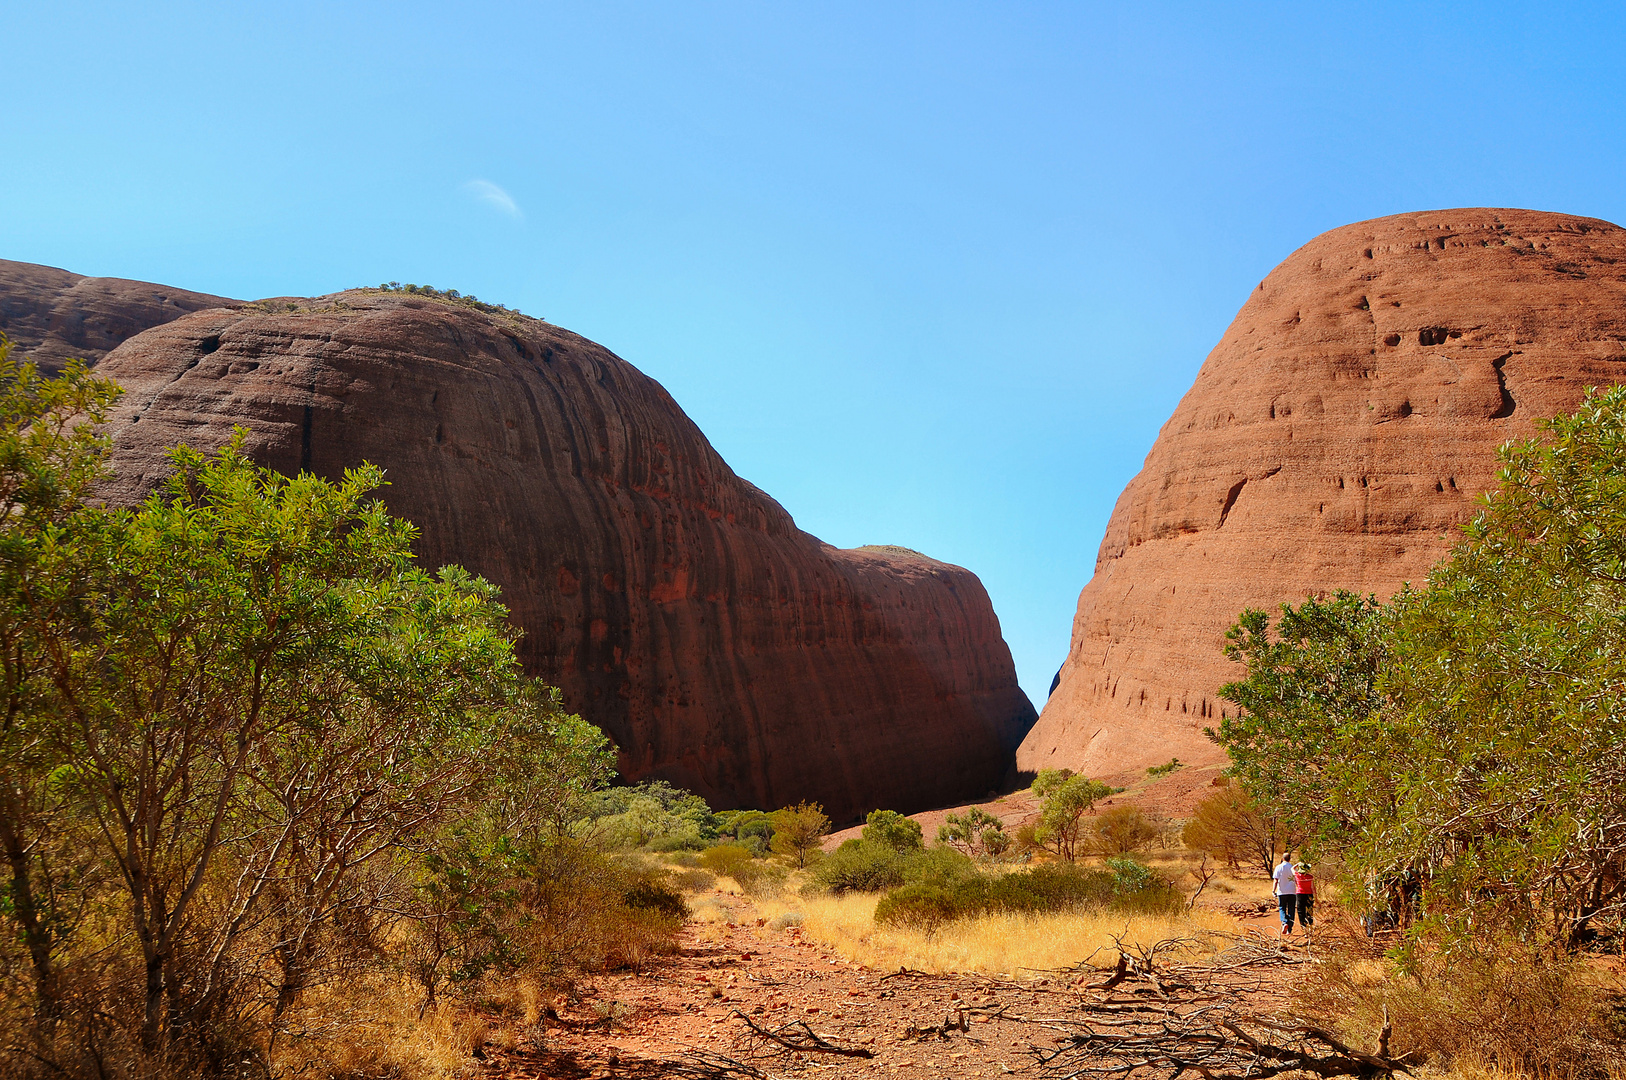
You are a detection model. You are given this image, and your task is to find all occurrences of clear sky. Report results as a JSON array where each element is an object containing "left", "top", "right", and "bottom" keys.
[{"left": 5, "top": 3, "right": 1626, "bottom": 705}]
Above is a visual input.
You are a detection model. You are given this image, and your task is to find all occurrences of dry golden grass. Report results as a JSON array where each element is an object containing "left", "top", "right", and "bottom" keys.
[
  {"left": 750, "top": 889, "right": 1234, "bottom": 975},
  {"left": 275, "top": 973, "right": 551, "bottom": 1080}
]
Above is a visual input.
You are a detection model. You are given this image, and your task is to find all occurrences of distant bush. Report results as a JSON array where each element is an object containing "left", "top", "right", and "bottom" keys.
[
  {"left": 1182, "top": 781, "right": 1291, "bottom": 878},
  {"left": 374, "top": 281, "right": 526, "bottom": 318},
  {"left": 670, "top": 868, "right": 717, "bottom": 892},
  {"left": 900, "top": 846, "right": 979, "bottom": 887},
  {"left": 1146, "top": 757, "right": 1183, "bottom": 777},
  {"left": 715, "top": 809, "right": 775, "bottom": 856},
  {"left": 1031, "top": 771, "right": 1114, "bottom": 861},
  {"left": 812, "top": 839, "right": 908, "bottom": 894},
  {"left": 810, "top": 840, "right": 980, "bottom": 896},
  {"left": 873, "top": 859, "right": 1180, "bottom": 931},
  {"left": 863, "top": 809, "right": 924, "bottom": 852},
  {"left": 698, "top": 843, "right": 755, "bottom": 879},
  {"left": 1090, "top": 806, "right": 1161, "bottom": 855},
  {"left": 770, "top": 801, "right": 830, "bottom": 868},
  {"left": 937, "top": 807, "right": 1011, "bottom": 859},
  {"left": 697, "top": 843, "right": 785, "bottom": 894},
  {"left": 583, "top": 780, "right": 718, "bottom": 851},
  {"left": 622, "top": 874, "right": 688, "bottom": 920}
]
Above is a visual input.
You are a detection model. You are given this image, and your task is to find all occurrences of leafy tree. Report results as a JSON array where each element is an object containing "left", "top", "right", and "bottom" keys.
[
  {"left": 1216, "top": 386, "right": 1626, "bottom": 951},
  {"left": 0, "top": 342, "right": 123, "bottom": 1021},
  {"left": 769, "top": 801, "right": 829, "bottom": 868},
  {"left": 1033, "top": 775, "right": 1112, "bottom": 862},
  {"left": 584, "top": 780, "right": 717, "bottom": 850},
  {"left": 862, "top": 809, "right": 924, "bottom": 852},
  {"left": 0, "top": 376, "right": 622, "bottom": 1069},
  {"left": 1030, "top": 767, "right": 1075, "bottom": 799},
  {"left": 936, "top": 807, "right": 1010, "bottom": 859},
  {"left": 715, "top": 809, "right": 773, "bottom": 855},
  {"left": 1216, "top": 590, "right": 1388, "bottom": 852},
  {"left": 30, "top": 435, "right": 545, "bottom": 1050}
]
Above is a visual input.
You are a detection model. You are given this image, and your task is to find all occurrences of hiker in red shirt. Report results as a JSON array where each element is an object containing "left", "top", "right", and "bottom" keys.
[{"left": 1294, "top": 863, "right": 1315, "bottom": 930}]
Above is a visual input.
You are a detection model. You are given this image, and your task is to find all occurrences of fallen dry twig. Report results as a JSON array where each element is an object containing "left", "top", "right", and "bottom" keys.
[{"left": 732, "top": 1010, "right": 876, "bottom": 1059}]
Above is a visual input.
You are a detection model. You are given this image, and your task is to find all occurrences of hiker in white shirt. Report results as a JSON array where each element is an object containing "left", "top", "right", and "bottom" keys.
[{"left": 1272, "top": 853, "right": 1299, "bottom": 936}]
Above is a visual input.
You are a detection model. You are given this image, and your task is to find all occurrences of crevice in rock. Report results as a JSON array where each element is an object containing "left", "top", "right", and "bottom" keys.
[
  {"left": 1491, "top": 352, "right": 1516, "bottom": 418},
  {"left": 1217, "top": 479, "right": 1246, "bottom": 528}
]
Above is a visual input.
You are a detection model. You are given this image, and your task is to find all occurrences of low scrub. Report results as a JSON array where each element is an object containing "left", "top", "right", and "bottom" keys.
[
  {"left": 873, "top": 857, "right": 1181, "bottom": 931},
  {"left": 1306, "top": 922, "right": 1626, "bottom": 1079},
  {"left": 698, "top": 843, "right": 787, "bottom": 895},
  {"left": 811, "top": 841, "right": 981, "bottom": 895}
]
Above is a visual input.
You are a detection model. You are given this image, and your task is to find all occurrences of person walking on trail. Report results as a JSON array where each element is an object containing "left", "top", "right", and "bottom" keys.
[
  {"left": 1272, "top": 852, "right": 1298, "bottom": 936},
  {"left": 1294, "top": 862, "right": 1316, "bottom": 932}
]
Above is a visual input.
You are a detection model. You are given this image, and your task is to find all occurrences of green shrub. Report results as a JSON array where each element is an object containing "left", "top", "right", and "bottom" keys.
[
  {"left": 863, "top": 809, "right": 924, "bottom": 851},
  {"left": 715, "top": 809, "right": 775, "bottom": 855},
  {"left": 698, "top": 843, "right": 755, "bottom": 879},
  {"left": 872, "top": 858, "right": 1180, "bottom": 929},
  {"left": 584, "top": 780, "right": 718, "bottom": 851},
  {"left": 900, "top": 846, "right": 979, "bottom": 888},
  {"left": 697, "top": 843, "right": 785, "bottom": 894},
  {"left": 811, "top": 839, "right": 907, "bottom": 893},
  {"left": 937, "top": 807, "right": 1011, "bottom": 859},
  {"left": 1091, "top": 806, "right": 1160, "bottom": 855},
  {"left": 874, "top": 883, "right": 961, "bottom": 931},
  {"left": 670, "top": 868, "right": 716, "bottom": 892},
  {"left": 648, "top": 833, "right": 707, "bottom": 853},
  {"left": 623, "top": 875, "right": 689, "bottom": 919}
]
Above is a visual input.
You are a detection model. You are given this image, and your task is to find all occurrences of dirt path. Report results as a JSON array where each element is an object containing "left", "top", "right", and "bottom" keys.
[{"left": 478, "top": 893, "right": 1310, "bottom": 1079}]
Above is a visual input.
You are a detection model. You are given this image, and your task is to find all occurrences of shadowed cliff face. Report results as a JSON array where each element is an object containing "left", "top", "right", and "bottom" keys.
[
  {"left": 1021, "top": 208, "right": 1626, "bottom": 782},
  {"left": 95, "top": 292, "right": 1036, "bottom": 821},
  {"left": 0, "top": 259, "right": 237, "bottom": 372}
]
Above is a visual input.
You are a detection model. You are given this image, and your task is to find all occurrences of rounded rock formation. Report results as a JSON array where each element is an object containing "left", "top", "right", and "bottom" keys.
[
  {"left": 95, "top": 291, "right": 1036, "bottom": 821},
  {"left": 1021, "top": 208, "right": 1626, "bottom": 782},
  {"left": 0, "top": 258, "right": 236, "bottom": 372}
]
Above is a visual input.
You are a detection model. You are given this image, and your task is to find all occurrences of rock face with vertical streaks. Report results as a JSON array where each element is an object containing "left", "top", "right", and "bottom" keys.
[
  {"left": 1020, "top": 209, "right": 1626, "bottom": 781},
  {"left": 0, "top": 258, "right": 236, "bottom": 372},
  {"left": 93, "top": 290, "right": 1035, "bottom": 821}
]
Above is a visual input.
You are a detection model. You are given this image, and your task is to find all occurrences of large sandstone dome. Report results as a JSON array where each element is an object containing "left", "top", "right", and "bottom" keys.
[
  {"left": 1021, "top": 208, "right": 1626, "bottom": 781},
  {"left": 93, "top": 290, "right": 1036, "bottom": 821},
  {"left": 0, "top": 258, "right": 236, "bottom": 372}
]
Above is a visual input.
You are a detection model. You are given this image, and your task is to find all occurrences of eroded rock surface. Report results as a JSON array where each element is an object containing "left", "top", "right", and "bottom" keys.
[
  {"left": 1021, "top": 209, "right": 1626, "bottom": 780},
  {"left": 97, "top": 292, "right": 1035, "bottom": 820},
  {"left": 0, "top": 259, "right": 236, "bottom": 372}
]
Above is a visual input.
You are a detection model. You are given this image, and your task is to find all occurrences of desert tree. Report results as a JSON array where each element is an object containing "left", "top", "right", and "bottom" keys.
[
  {"left": 769, "top": 801, "right": 829, "bottom": 868},
  {"left": 1217, "top": 385, "right": 1626, "bottom": 951},
  {"left": 1031, "top": 771, "right": 1112, "bottom": 862},
  {"left": 0, "top": 341, "right": 123, "bottom": 1022}
]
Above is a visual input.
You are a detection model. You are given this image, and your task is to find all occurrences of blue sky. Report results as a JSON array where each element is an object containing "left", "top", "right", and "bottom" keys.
[{"left": 5, "top": 2, "right": 1626, "bottom": 704}]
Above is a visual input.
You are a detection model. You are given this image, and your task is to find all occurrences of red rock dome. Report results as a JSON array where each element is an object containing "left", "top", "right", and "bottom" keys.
[
  {"left": 0, "top": 258, "right": 236, "bottom": 373},
  {"left": 93, "top": 291, "right": 1035, "bottom": 821},
  {"left": 1021, "top": 209, "right": 1626, "bottom": 781}
]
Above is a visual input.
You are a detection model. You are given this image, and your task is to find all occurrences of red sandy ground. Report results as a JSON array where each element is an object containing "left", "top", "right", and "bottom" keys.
[
  {"left": 475, "top": 892, "right": 1305, "bottom": 1079},
  {"left": 478, "top": 771, "right": 1294, "bottom": 1078}
]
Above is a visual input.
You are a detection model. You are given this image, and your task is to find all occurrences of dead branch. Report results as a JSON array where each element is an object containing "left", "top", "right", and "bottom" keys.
[
  {"left": 669, "top": 1050, "right": 779, "bottom": 1079},
  {"left": 731, "top": 1010, "right": 875, "bottom": 1058},
  {"left": 1187, "top": 854, "right": 1216, "bottom": 912},
  {"left": 903, "top": 1008, "right": 971, "bottom": 1040},
  {"left": 879, "top": 966, "right": 934, "bottom": 982}
]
